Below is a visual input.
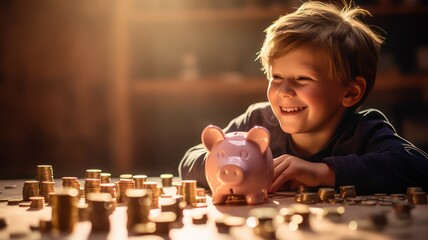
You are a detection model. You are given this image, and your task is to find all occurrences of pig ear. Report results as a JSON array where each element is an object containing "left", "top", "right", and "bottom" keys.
[
  {"left": 201, "top": 125, "right": 225, "bottom": 152},
  {"left": 246, "top": 126, "right": 270, "bottom": 154}
]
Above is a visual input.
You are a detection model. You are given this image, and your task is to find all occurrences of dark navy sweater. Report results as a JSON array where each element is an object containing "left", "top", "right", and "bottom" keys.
[{"left": 179, "top": 102, "right": 428, "bottom": 195}]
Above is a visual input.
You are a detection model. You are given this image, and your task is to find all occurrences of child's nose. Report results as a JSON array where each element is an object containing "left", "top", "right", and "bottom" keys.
[{"left": 278, "top": 80, "right": 296, "bottom": 97}]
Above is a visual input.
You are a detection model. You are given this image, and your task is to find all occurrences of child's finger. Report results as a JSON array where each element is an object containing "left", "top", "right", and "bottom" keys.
[{"left": 270, "top": 167, "right": 293, "bottom": 192}]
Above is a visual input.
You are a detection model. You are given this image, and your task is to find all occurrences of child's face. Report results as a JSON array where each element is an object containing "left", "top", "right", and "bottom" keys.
[{"left": 267, "top": 45, "right": 349, "bottom": 136}]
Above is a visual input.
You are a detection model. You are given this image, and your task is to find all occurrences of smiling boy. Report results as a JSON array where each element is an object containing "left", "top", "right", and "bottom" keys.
[{"left": 179, "top": 1, "right": 428, "bottom": 194}]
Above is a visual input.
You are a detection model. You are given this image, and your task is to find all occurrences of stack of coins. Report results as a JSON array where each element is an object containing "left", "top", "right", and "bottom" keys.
[
  {"left": 290, "top": 204, "right": 311, "bottom": 228},
  {"left": 181, "top": 180, "right": 197, "bottom": 207},
  {"left": 142, "top": 181, "right": 159, "bottom": 208},
  {"left": 29, "top": 196, "right": 45, "bottom": 210},
  {"left": 409, "top": 191, "right": 427, "bottom": 205},
  {"left": 317, "top": 188, "right": 335, "bottom": 203},
  {"left": 393, "top": 201, "right": 413, "bottom": 219},
  {"left": 215, "top": 215, "right": 245, "bottom": 233},
  {"left": 62, "top": 177, "right": 81, "bottom": 199},
  {"left": 100, "top": 173, "right": 111, "bottom": 183},
  {"left": 39, "top": 181, "right": 56, "bottom": 203},
  {"left": 160, "top": 195, "right": 186, "bottom": 221},
  {"left": 150, "top": 212, "right": 177, "bottom": 234},
  {"left": 50, "top": 189, "right": 79, "bottom": 233},
  {"left": 36, "top": 165, "right": 54, "bottom": 184},
  {"left": 339, "top": 185, "right": 356, "bottom": 199},
  {"left": 160, "top": 174, "right": 173, "bottom": 187},
  {"left": 196, "top": 188, "right": 207, "bottom": 204},
  {"left": 22, "top": 181, "right": 39, "bottom": 201},
  {"left": 85, "top": 169, "right": 101, "bottom": 179},
  {"left": 120, "top": 174, "right": 133, "bottom": 180},
  {"left": 77, "top": 203, "right": 89, "bottom": 222},
  {"left": 118, "top": 179, "right": 135, "bottom": 203},
  {"left": 407, "top": 187, "right": 423, "bottom": 199},
  {"left": 172, "top": 182, "right": 183, "bottom": 196},
  {"left": 247, "top": 207, "right": 277, "bottom": 239},
  {"left": 100, "top": 183, "right": 117, "bottom": 199},
  {"left": 87, "top": 193, "right": 113, "bottom": 232},
  {"left": 126, "top": 189, "right": 151, "bottom": 232},
  {"left": 301, "top": 192, "right": 318, "bottom": 204},
  {"left": 84, "top": 178, "right": 101, "bottom": 200},
  {"left": 133, "top": 175, "right": 147, "bottom": 189}
]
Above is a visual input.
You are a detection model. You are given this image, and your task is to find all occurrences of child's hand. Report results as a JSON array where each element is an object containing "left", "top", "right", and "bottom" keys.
[{"left": 269, "top": 154, "right": 335, "bottom": 192}]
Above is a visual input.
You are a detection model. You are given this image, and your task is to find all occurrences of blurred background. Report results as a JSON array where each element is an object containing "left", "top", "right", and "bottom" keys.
[{"left": 1, "top": 0, "right": 427, "bottom": 179}]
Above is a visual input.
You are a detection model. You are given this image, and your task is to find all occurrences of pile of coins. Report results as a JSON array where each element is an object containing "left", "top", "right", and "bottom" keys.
[
  {"left": 182, "top": 180, "right": 197, "bottom": 207},
  {"left": 142, "top": 181, "right": 159, "bottom": 208},
  {"left": 39, "top": 181, "right": 56, "bottom": 203},
  {"left": 29, "top": 196, "right": 45, "bottom": 210},
  {"left": 22, "top": 181, "right": 39, "bottom": 201},
  {"left": 87, "top": 193, "right": 113, "bottom": 232},
  {"left": 133, "top": 175, "right": 147, "bottom": 189},
  {"left": 50, "top": 189, "right": 79, "bottom": 233},
  {"left": 118, "top": 179, "right": 135, "bottom": 203},
  {"left": 126, "top": 189, "right": 151, "bottom": 233},
  {"left": 36, "top": 165, "right": 54, "bottom": 183}
]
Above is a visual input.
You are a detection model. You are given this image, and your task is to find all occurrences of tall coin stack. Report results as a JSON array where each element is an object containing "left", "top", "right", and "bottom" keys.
[
  {"left": 85, "top": 169, "right": 102, "bottom": 179},
  {"left": 317, "top": 188, "right": 335, "bottom": 203},
  {"left": 118, "top": 179, "right": 135, "bottom": 203},
  {"left": 340, "top": 185, "right": 356, "bottom": 199},
  {"left": 160, "top": 174, "right": 173, "bottom": 187},
  {"left": 39, "top": 181, "right": 56, "bottom": 203},
  {"left": 409, "top": 191, "right": 428, "bottom": 205},
  {"left": 50, "top": 188, "right": 79, "bottom": 233},
  {"left": 172, "top": 182, "right": 183, "bottom": 196},
  {"left": 133, "top": 175, "right": 148, "bottom": 189},
  {"left": 87, "top": 193, "right": 113, "bottom": 232},
  {"left": 22, "top": 181, "right": 40, "bottom": 201},
  {"left": 100, "top": 173, "right": 111, "bottom": 183},
  {"left": 142, "top": 182, "right": 159, "bottom": 208},
  {"left": 182, "top": 180, "right": 197, "bottom": 207},
  {"left": 84, "top": 178, "right": 101, "bottom": 201},
  {"left": 62, "top": 177, "right": 81, "bottom": 199},
  {"left": 126, "top": 189, "right": 151, "bottom": 232},
  {"left": 29, "top": 196, "right": 45, "bottom": 210},
  {"left": 36, "top": 165, "right": 54, "bottom": 184},
  {"left": 100, "top": 183, "right": 117, "bottom": 199}
]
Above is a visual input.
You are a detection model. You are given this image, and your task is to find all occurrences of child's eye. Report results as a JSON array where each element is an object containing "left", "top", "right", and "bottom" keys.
[
  {"left": 269, "top": 75, "right": 283, "bottom": 82},
  {"left": 297, "top": 76, "right": 312, "bottom": 81}
]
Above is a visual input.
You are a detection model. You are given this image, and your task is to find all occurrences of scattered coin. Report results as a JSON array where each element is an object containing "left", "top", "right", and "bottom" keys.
[
  {"left": 0, "top": 217, "right": 6, "bottom": 229},
  {"left": 5, "top": 185, "right": 18, "bottom": 189},
  {"left": 19, "top": 201, "right": 31, "bottom": 207},
  {"left": 7, "top": 198, "right": 23, "bottom": 205}
]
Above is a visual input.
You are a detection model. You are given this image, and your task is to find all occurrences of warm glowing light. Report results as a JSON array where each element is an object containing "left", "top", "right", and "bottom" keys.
[
  {"left": 246, "top": 216, "right": 258, "bottom": 228},
  {"left": 291, "top": 214, "right": 303, "bottom": 224},
  {"left": 348, "top": 220, "right": 358, "bottom": 231},
  {"left": 337, "top": 206, "right": 345, "bottom": 214},
  {"left": 288, "top": 221, "right": 299, "bottom": 231}
]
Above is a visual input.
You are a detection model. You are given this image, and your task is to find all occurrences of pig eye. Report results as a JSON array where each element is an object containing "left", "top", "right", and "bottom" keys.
[
  {"left": 217, "top": 151, "right": 226, "bottom": 159},
  {"left": 240, "top": 150, "right": 249, "bottom": 160}
]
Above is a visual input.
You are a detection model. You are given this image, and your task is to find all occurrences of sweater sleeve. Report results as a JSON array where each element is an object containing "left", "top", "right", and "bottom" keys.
[
  {"left": 323, "top": 109, "right": 428, "bottom": 195},
  {"left": 178, "top": 102, "right": 273, "bottom": 188}
]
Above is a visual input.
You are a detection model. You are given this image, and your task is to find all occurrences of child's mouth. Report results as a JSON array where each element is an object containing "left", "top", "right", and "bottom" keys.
[{"left": 280, "top": 106, "right": 307, "bottom": 114}]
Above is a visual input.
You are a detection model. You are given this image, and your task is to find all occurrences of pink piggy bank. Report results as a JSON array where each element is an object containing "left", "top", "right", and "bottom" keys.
[{"left": 202, "top": 125, "right": 273, "bottom": 205}]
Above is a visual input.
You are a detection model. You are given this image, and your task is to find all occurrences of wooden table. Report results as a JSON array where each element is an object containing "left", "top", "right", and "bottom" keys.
[{"left": 1, "top": 179, "right": 428, "bottom": 240}]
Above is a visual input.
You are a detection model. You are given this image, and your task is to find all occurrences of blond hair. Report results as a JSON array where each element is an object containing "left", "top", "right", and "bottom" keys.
[{"left": 258, "top": 1, "right": 384, "bottom": 108}]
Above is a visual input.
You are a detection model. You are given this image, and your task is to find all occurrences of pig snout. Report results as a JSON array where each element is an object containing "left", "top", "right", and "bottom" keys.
[{"left": 218, "top": 164, "right": 244, "bottom": 185}]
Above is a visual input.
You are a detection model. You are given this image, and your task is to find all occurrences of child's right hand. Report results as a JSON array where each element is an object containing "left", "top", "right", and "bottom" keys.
[{"left": 269, "top": 154, "right": 335, "bottom": 192}]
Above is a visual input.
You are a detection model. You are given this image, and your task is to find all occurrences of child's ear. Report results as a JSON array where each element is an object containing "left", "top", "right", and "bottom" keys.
[{"left": 342, "top": 76, "right": 366, "bottom": 107}]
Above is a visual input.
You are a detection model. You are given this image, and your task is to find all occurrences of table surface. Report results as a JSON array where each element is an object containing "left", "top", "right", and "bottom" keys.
[{"left": 1, "top": 178, "right": 428, "bottom": 240}]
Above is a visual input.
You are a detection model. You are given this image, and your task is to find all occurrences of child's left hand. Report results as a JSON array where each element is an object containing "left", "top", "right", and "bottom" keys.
[{"left": 269, "top": 154, "right": 334, "bottom": 192}]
